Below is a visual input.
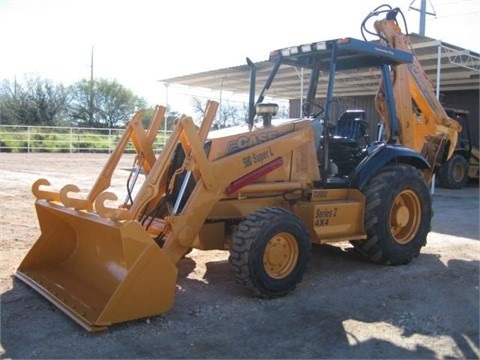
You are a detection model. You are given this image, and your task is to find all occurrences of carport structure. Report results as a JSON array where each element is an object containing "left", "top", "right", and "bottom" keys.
[
  {"left": 160, "top": 34, "right": 478, "bottom": 99},
  {"left": 160, "top": 34, "right": 479, "bottom": 143}
]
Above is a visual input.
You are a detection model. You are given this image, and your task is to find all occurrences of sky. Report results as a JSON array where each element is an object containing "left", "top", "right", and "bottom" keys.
[{"left": 1, "top": 0, "right": 479, "bottom": 113}]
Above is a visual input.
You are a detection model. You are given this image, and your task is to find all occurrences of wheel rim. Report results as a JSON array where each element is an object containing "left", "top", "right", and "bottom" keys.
[
  {"left": 390, "top": 189, "right": 422, "bottom": 244},
  {"left": 263, "top": 232, "right": 299, "bottom": 279},
  {"left": 453, "top": 162, "right": 465, "bottom": 182}
]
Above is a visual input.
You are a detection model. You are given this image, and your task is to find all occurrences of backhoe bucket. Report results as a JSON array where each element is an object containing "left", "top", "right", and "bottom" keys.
[{"left": 15, "top": 200, "right": 178, "bottom": 332}]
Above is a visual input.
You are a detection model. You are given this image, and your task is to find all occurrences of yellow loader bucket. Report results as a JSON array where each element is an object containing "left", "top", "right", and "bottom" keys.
[{"left": 15, "top": 200, "right": 178, "bottom": 332}]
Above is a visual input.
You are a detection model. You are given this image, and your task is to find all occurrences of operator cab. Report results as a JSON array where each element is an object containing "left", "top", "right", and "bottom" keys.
[{"left": 247, "top": 36, "right": 413, "bottom": 187}]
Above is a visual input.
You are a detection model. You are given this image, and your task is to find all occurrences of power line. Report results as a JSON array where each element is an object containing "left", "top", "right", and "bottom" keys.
[{"left": 433, "top": 11, "right": 480, "bottom": 19}]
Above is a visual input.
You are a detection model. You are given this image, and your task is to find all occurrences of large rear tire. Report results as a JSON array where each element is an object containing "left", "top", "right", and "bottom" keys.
[
  {"left": 437, "top": 153, "right": 469, "bottom": 189},
  {"left": 353, "top": 164, "right": 432, "bottom": 265},
  {"left": 228, "top": 207, "right": 311, "bottom": 298}
]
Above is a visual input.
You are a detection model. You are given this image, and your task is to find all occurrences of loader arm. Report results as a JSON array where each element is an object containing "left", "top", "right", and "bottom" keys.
[
  {"left": 128, "top": 104, "right": 165, "bottom": 175},
  {"left": 98, "top": 115, "right": 316, "bottom": 264},
  {"left": 372, "top": 8, "right": 461, "bottom": 176}
]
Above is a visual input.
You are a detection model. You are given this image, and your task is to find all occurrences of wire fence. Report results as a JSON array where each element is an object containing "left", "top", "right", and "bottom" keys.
[{"left": 0, "top": 125, "right": 171, "bottom": 153}]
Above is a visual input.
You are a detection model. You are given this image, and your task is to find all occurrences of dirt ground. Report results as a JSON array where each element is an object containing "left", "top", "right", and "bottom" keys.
[{"left": 0, "top": 153, "right": 478, "bottom": 359}]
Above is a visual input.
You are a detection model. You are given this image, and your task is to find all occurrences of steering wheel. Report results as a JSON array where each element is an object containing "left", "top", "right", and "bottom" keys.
[{"left": 302, "top": 101, "right": 325, "bottom": 118}]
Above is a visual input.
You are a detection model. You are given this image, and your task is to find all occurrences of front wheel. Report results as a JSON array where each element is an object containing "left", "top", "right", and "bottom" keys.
[
  {"left": 228, "top": 207, "right": 311, "bottom": 298},
  {"left": 352, "top": 164, "right": 432, "bottom": 265}
]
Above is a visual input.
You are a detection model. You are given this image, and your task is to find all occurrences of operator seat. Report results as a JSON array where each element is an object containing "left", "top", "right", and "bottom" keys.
[{"left": 333, "top": 110, "right": 369, "bottom": 146}]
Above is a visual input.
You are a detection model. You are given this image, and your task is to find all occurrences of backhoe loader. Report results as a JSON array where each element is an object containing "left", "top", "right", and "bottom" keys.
[
  {"left": 437, "top": 107, "right": 479, "bottom": 188},
  {"left": 16, "top": 4, "right": 460, "bottom": 331}
]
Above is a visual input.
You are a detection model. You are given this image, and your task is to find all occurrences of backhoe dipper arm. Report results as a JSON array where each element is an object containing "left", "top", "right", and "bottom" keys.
[{"left": 372, "top": 8, "right": 461, "bottom": 172}]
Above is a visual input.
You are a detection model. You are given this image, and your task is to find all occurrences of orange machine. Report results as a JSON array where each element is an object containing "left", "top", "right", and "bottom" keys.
[{"left": 17, "top": 5, "right": 457, "bottom": 331}]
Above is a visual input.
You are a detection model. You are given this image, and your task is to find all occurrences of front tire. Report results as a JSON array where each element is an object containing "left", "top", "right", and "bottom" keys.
[
  {"left": 353, "top": 164, "right": 432, "bottom": 265},
  {"left": 228, "top": 207, "right": 311, "bottom": 298}
]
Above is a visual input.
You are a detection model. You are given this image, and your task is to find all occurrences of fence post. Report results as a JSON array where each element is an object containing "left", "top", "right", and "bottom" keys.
[{"left": 27, "top": 126, "right": 31, "bottom": 153}]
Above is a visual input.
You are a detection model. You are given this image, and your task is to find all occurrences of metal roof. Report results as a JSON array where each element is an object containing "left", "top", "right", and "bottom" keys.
[{"left": 160, "top": 34, "right": 480, "bottom": 101}]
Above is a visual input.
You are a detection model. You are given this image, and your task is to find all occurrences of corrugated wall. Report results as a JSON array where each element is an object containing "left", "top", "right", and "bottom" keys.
[{"left": 289, "top": 89, "right": 479, "bottom": 147}]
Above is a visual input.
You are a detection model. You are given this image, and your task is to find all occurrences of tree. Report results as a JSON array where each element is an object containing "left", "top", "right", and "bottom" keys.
[
  {"left": 191, "top": 97, "right": 245, "bottom": 129},
  {"left": 69, "top": 78, "right": 147, "bottom": 128},
  {"left": 140, "top": 107, "right": 180, "bottom": 131},
  {"left": 0, "top": 77, "right": 70, "bottom": 126}
]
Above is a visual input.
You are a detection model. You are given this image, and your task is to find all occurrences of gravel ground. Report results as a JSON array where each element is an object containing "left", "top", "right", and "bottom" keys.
[{"left": 0, "top": 153, "right": 479, "bottom": 359}]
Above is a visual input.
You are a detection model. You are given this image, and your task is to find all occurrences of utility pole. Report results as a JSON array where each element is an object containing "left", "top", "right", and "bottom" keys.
[
  {"left": 409, "top": 0, "right": 436, "bottom": 35},
  {"left": 89, "top": 46, "right": 94, "bottom": 125},
  {"left": 164, "top": 82, "right": 168, "bottom": 139}
]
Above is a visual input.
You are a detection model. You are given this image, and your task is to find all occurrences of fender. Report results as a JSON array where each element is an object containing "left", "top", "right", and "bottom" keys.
[{"left": 350, "top": 142, "right": 430, "bottom": 190}]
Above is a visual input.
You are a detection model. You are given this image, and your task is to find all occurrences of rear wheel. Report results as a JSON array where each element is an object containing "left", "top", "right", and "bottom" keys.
[
  {"left": 353, "top": 164, "right": 432, "bottom": 265},
  {"left": 437, "top": 153, "right": 469, "bottom": 189},
  {"left": 228, "top": 207, "right": 311, "bottom": 298}
]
